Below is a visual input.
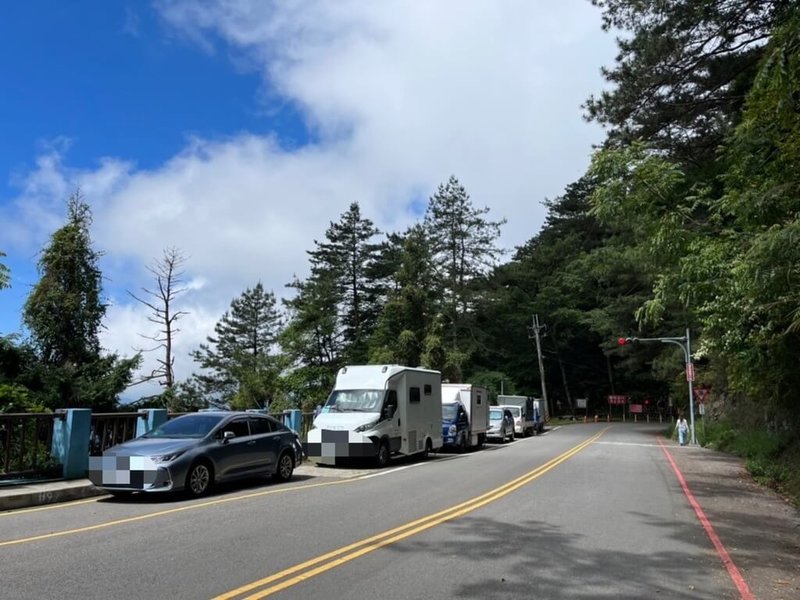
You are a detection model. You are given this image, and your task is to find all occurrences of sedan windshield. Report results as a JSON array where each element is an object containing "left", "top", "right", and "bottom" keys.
[
  {"left": 143, "top": 415, "right": 225, "bottom": 439},
  {"left": 324, "top": 390, "right": 384, "bottom": 413}
]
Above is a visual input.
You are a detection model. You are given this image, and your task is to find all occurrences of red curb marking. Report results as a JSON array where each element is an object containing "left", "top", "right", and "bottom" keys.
[{"left": 658, "top": 438, "right": 755, "bottom": 600}]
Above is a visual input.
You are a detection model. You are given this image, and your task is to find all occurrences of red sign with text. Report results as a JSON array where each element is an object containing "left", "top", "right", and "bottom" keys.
[{"left": 607, "top": 395, "right": 628, "bottom": 405}]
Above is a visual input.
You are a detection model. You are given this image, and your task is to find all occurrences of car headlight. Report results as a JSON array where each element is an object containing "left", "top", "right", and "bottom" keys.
[
  {"left": 354, "top": 420, "right": 378, "bottom": 433},
  {"left": 448, "top": 424, "right": 457, "bottom": 436},
  {"left": 151, "top": 451, "right": 185, "bottom": 463}
]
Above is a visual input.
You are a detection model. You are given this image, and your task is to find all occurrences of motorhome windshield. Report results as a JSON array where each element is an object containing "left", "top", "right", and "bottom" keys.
[
  {"left": 324, "top": 389, "right": 384, "bottom": 412},
  {"left": 442, "top": 403, "right": 459, "bottom": 420}
]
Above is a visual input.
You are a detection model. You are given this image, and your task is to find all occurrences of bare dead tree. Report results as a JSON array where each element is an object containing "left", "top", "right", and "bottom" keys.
[{"left": 129, "top": 247, "right": 189, "bottom": 397}]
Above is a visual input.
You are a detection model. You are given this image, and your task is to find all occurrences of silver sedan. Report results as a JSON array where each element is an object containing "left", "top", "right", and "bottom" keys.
[{"left": 88, "top": 411, "right": 304, "bottom": 497}]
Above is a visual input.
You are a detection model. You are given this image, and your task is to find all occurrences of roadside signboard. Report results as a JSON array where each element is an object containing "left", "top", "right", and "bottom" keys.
[
  {"left": 576, "top": 398, "right": 587, "bottom": 409},
  {"left": 693, "top": 388, "right": 710, "bottom": 403},
  {"left": 685, "top": 362, "right": 695, "bottom": 382},
  {"left": 607, "top": 395, "right": 628, "bottom": 405},
  {"left": 629, "top": 404, "right": 643, "bottom": 414}
]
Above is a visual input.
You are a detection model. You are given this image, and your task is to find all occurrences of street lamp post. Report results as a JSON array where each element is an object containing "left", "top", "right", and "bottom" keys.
[{"left": 621, "top": 328, "right": 696, "bottom": 445}]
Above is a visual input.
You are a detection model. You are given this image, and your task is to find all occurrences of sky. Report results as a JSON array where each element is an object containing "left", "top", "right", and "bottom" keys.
[{"left": 0, "top": 0, "right": 618, "bottom": 400}]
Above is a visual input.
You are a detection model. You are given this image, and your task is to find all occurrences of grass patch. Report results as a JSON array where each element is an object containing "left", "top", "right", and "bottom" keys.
[{"left": 698, "top": 419, "right": 799, "bottom": 506}]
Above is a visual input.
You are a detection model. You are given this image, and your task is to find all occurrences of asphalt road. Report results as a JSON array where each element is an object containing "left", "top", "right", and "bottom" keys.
[{"left": 0, "top": 423, "right": 743, "bottom": 599}]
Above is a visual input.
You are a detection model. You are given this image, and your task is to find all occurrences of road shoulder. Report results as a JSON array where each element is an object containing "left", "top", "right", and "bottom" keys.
[{"left": 666, "top": 441, "right": 800, "bottom": 600}]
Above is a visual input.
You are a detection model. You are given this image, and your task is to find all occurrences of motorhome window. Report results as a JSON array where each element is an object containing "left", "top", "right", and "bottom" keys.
[
  {"left": 424, "top": 384, "right": 432, "bottom": 395},
  {"left": 410, "top": 387, "right": 421, "bottom": 403},
  {"left": 382, "top": 390, "right": 398, "bottom": 418},
  {"left": 442, "top": 403, "right": 458, "bottom": 420},
  {"left": 324, "top": 389, "right": 384, "bottom": 412}
]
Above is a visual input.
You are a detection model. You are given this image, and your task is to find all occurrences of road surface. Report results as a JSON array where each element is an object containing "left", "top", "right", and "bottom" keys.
[{"left": 0, "top": 423, "right": 757, "bottom": 599}]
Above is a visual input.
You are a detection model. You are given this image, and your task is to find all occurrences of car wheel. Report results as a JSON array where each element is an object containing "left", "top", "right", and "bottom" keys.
[
  {"left": 458, "top": 433, "right": 468, "bottom": 453},
  {"left": 274, "top": 450, "right": 295, "bottom": 482},
  {"left": 510, "top": 429, "right": 515, "bottom": 442},
  {"left": 376, "top": 441, "right": 391, "bottom": 468},
  {"left": 185, "top": 460, "right": 213, "bottom": 498}
]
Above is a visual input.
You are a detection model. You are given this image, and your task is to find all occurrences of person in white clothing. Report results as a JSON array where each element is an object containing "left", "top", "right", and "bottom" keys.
[{"left": 676, "top": 413, "right": 689, "bottom": 446}]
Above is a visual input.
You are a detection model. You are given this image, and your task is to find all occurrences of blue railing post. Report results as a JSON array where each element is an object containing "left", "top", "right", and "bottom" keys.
[
  {"left": 285, "top": 409, "right": 301, "bottom": 433},
  {"left": 136, "top": 409, "right": 167, "bottom": 437},
  {"left": 51, "top": 409, "right": 92, "bottom": 480}
]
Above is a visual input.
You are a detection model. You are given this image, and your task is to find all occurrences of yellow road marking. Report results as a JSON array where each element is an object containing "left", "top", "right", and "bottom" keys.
[
  {"left": 0, "top": 478, "right": 356, "bottom": 548},
  {"left": 215, "top": 429, "right": 607, "bottom": 600}
]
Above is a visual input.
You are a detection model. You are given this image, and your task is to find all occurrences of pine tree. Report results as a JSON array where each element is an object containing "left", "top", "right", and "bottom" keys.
[
  {"left": 191, "top": 283, "right": 283, "bottom": 409},
  {"left": 423, "top": 176, "right": 505, "bottom": 369},
  {"left": 308, "top": 202, "right": 385, "bottom": 363},
  {"left": 369, "top": 225, "right": 438, "bottom": 367},
  {"left": 22, "top": 190, "right": 139, "bottom": 409},
  {"left": 24, "top": 192, "right": 105, "bottom": 366}
]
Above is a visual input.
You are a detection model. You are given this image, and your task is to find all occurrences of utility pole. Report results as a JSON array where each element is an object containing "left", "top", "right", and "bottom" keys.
[{"left": 529, "top": 314, "right": 550, "bottom": 419}]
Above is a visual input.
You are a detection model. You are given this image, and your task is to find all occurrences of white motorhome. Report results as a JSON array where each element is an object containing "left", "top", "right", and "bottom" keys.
[
  {"left": 305, "top": 365, "right": 443, "bottom": 467},
  {"left": 441, "top": 383, "right": 489, "bottom": 448}
]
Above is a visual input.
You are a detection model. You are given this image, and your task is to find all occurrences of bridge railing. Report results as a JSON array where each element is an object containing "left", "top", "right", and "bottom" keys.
[
  {"left": 0, "top": 412, "right": 65, "bottom": 482},
  {"left": 89, "top": 412, "right": 146, "bottom": 456},
  {"left": 3, "top": 407, "right": 314, "bottom": 483}
]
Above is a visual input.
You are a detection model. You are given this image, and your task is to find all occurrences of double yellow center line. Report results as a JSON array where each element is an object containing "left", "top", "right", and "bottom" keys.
[{"left": 215, "top": 428, "right": 607, "bottom": 600}]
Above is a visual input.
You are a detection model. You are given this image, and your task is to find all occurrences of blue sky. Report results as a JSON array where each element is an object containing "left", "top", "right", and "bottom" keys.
[
  {"left": 0, "top": 0, "right": 618, "bottom": 399},
  {"left": 0, "top": 2, "right": 305, "bottom": 173},
  {"left": 0, "top": 1, "right": 306, "bottom": 333}
]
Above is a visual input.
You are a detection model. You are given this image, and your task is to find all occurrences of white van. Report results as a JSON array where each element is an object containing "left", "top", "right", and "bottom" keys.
[
  {"left": 442, "top": 383, "right": 489, "bottom": 448},
  {"left": 305, "top": 365, "right": 443, "bottom": 467}
]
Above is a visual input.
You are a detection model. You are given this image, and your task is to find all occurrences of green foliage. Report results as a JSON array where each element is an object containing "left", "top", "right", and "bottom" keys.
[
  {"left": 191, "top": 282, "right": 283, "bottom": 409},
  {"left": 586, "top": 0, "right": 781, "bottom": 163},
  {"left": 0, "top": 250, "right": 9, "bottom": 290},
  {"left": 24, "top": 192, "right": 105, "bottom": 366},
  {"left": 277, "top": 365, "right": 335, "bottom": 412},
  {"left": 11, "top": 193, "right": 139, "bottom": 410},
  {"left": 369, "top": 225, "right": 438, "bottom": 366},
  {"left": 424, "top": 176, "right": 506, "bottom": 360}
]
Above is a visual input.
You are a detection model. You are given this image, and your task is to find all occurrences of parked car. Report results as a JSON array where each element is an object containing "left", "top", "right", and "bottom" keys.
[
  {"left": 487, "top": 407, "right": 515, "bottom": 443},
  {"left": 497, "top": 404, "right": 524, "bottom": 437},
  {"left": 88, "top": 411, "right": 304, "bottom": 498}
]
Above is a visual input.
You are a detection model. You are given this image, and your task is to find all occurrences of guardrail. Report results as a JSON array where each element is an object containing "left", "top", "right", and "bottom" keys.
[
  {"left": 2, "top": 407, "right": 314, "bottom": 483},
  {"left": 0, "top": 412, "right": 65, "bottom": 481},
  {"left": 299, "top": 412, "right": 314, "bottom": 440},
  {"left": 89, "top": 412, "right": 146, "bottom": 456}
]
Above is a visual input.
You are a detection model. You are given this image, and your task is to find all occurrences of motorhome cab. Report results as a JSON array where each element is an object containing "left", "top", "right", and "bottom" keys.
[{"left": 304, "top": 365, "right": 443, "bottom": 467}]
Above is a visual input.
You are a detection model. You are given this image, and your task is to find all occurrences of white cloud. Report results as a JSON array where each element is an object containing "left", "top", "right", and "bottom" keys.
[{"left": 4, "top": 0, "right": 617, "bottom": 400}]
